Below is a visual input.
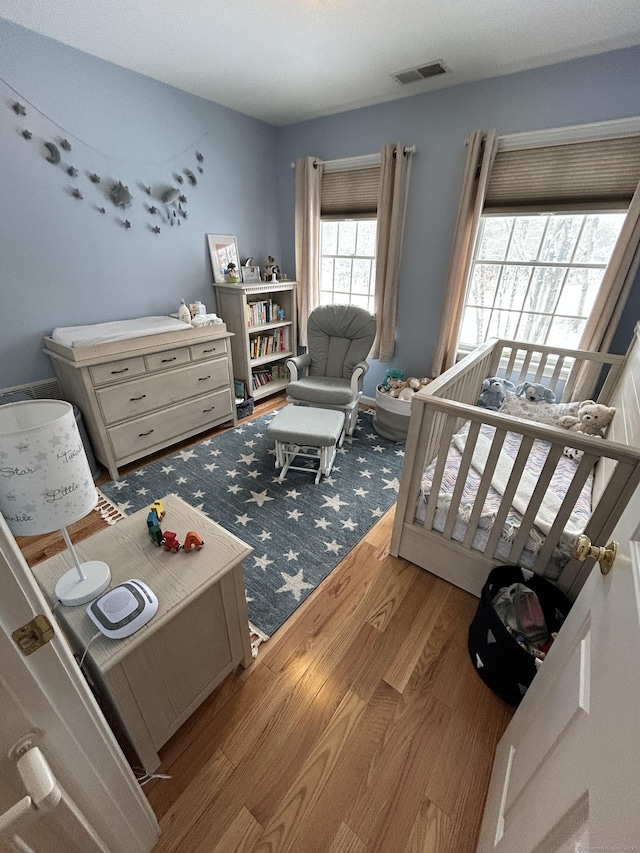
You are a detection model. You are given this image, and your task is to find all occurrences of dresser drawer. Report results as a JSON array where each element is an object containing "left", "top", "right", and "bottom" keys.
[
  {"left": 190, "top": 339, "right": 227, "bottom": 361},
  {"left": 96, "top": 359, "right": 230, "bottom": 425},
  {"left": 145, "top": 347, "right": 190, "bottom": 372},
  {"left": 90, "top": 356, "right": 147, "bottom": 386},
  {"left": 108, "top": 388, "right": 234, "bottom": 459}
]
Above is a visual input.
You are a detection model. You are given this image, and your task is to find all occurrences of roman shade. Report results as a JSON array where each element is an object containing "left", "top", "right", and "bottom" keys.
[
  {"left": 485, "top": 135, "right": 640, "bottom": 212},
  {"left": 320, "top": 166, "right": 381, "bottom": 216}
]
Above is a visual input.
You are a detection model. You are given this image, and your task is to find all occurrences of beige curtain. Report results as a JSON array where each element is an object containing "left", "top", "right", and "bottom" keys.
[
  {"left": 371, "top": 144, "right": 414, "bottom": 362},
  {"left": 430, "top": 130, "right": 498, "bottom": 377},
  {"left": 573, "top": 180, "right": 640, "bottom": 399},
  {"left": 294, "top": 156, "right": 323, "bottom": 347}
]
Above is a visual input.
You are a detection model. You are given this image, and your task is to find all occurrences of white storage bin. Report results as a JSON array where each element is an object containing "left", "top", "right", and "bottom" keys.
[{"left": 373, "top": 385, "right": 411, "bottom": 441}]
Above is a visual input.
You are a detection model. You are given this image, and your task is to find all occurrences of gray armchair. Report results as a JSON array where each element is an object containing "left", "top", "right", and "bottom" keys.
[{"left": 286, "top": 304, "right": 376, "bottom": 436}]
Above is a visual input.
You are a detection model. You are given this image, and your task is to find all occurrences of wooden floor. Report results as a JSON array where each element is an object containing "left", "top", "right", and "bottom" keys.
[{"left": 18, "top": 395, "right": 514, "bottom": 853}]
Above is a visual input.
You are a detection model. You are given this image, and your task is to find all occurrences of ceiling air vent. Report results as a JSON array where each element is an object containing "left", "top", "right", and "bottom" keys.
[{"left": 392, "top": 60, "right": 448, "bottom": 85}]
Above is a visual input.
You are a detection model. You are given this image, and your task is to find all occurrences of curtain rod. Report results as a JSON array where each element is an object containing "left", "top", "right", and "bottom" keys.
[{"left": 291, "top": 145, "right": 416, "bottom": 169}]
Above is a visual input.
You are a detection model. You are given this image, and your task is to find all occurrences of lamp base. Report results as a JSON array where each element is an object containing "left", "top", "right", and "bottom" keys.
[{"left": 55, "top": 561, "right": 111, "bottom": 606}]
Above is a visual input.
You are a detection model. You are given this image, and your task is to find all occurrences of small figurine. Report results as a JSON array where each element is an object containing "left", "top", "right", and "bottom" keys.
[
  {"left": 150, "top": 499, "right": 166, "bottom": 521},
  {"left": 226, "top": 262, "right": 239, "bottom": 283},
  {"left": 161, "top": 531, "right": 181, "bottom": 552},
  {"left": 183, "top": 531, "right": 204, "bottom": 552}
]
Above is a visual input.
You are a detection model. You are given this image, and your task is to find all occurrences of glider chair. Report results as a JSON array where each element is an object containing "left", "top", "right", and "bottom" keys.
[{"left": 286, "top": 304, "right": 376, "bottom": 437}]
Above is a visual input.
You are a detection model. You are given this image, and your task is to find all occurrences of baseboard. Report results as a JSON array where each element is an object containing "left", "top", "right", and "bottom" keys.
[{"left": 360, "top": 395, "right": 375, "bottom": 407}]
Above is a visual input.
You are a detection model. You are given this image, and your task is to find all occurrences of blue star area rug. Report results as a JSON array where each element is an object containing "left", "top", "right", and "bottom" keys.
[{"left": 99, "top": 409, "right": 404, "bottom": 637}]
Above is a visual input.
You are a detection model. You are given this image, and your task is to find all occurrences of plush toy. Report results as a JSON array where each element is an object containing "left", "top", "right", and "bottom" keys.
[
  {"left": 559, "top": 401, "right": 616, "bottom": 438},
  {"left": 477, "top": 377, "right": 515, "bottom": 411},
  {"left": 380, "top": 368, "right": 405, "bottom": 393},
  {"left": 515, "top": 382, "right": 556, "bottom": 403}
]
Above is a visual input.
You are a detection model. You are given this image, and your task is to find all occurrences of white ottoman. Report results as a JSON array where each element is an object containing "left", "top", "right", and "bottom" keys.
[{"left": 267, "top": 406, "right": 346, "bottom": 484}]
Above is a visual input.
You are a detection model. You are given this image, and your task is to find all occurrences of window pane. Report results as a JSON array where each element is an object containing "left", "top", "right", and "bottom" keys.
[
  {"left": 337, "top": 221, "right": 357, "bottom": 256},
  {"left": 494, "top": 266, "right": 531, "bottom": 310},
  {"left": 467, "top": 264, "right": 500, "bottom": 307},
  {"left": 526, "top": 267, "right": 564, "bottom": 313},
  {"left": 321, "top": 221, "right": 338, "bottom": 255},
  {"left": 356, "top": 221, "right": 377, "bottom": 256},
  {"left": 487, "top": 310, "right": 520, "bottom": 340},
  {"left": 516, "top": 312, "right": 551, "bottom": 343},
  {"left": 350, "top": 294, "right": 370, "bottom": 310},
  {"left": 546, "top": 316, "right": 586, "bottom": 348},
  {"left": 506, "top": 217, "right": 546, "bottom": 262},
  {"left": 476, "top": 217, "right": 513, "bottom": 261},
  {"left": 320, "top": 257, "right": 334, "bottom": 291},
  {"left": 538, "top": 215, "right": 582, "bottom": 263},
  {"left": 334, "top": 258, "right": 352, "bottom": 292},
  {"left": 319, "top": 290, "right": 334, "bottom": 306},
  {"left": 556, "top": 268, "right": 603, "bottom": 317},
  {"left": 352, "top": 259, "right": 372, "bottom": 294},
  {"left": 573, "top": 213, "right": 626, "bottom": 264},
  {"left": 460, "top": 306, "right": 491, "bottom": 346}
]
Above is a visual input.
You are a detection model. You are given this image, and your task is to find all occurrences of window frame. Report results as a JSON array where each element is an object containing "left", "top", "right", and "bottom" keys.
[
  {"left": 458, "top": 207, "right": 628, "bottom": 358},
  {"left": 319, "top": 214, "right": 378, "bottom": 312}
]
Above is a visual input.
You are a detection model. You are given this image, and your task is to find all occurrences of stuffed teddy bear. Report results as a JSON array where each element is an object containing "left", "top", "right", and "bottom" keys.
[
  {"left": 515, "top": 382, "right": 556, "bottom": 403},
  {"left": 559, "top": 401, "right": 616, "bottom": 438},
  {"left": 477, "top": 377, "right": 515, "bottom": 411}
]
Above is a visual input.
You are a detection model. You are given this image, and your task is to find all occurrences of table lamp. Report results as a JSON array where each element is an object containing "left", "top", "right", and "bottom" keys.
[{"left": 0, "top": 399, "right": 111, "bottom": 605}]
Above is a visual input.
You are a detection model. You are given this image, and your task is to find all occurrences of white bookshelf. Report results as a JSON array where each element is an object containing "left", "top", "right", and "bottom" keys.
[{"left": 214, "top": 281, "right": 298, "bottom": 401}]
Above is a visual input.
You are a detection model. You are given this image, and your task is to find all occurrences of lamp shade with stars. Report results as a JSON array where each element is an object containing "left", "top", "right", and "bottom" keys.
[{"left": 0, "top": 400, "right": 110, "bottom": 605}]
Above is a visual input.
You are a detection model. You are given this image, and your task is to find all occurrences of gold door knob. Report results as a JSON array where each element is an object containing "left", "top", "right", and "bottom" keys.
[{"left": 572, "top": 534, "right": 618, "bottom": 575}]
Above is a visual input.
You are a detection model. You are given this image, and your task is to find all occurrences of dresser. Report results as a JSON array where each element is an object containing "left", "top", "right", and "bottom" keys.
[{"left": 44, "top": 325, "right": 236, "bottom": 480}]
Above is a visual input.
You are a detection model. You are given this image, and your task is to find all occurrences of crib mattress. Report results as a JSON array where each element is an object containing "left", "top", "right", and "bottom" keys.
[{"left": 415, "top": 424, "right": 592, "bottom": 580}]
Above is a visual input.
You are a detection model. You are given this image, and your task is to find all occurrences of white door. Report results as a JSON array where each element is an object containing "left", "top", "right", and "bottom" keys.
[
  {"left": 0, "top": 514, "right": 159, "bottom": 853},
  {"left": 478, "top": 544, "right": 640, "bottom": 852}
]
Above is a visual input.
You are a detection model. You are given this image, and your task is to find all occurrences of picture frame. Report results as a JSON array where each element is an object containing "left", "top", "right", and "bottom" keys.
[
  {"left": 241, "top": 265, "right": 261, "bottom": 284},
  {"left": 207, "top": 234, "right": 241, "bottom": 284}
]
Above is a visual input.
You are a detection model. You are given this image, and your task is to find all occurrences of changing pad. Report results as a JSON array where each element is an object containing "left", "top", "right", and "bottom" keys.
[{"left": 52, "top": 316, "right": 191, "bottom": 347}]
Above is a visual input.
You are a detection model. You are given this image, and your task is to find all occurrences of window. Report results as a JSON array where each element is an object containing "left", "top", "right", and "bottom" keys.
[
  {"left": 459, "top": 211, "right": 626, "bottom": 350},
  {"left": 320, "top": 218, "right": 377, "bottom": 312}
]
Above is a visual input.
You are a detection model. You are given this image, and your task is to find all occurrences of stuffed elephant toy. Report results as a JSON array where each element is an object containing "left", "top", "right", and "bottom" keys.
[
  {"left": 477, "top": 377, "right": 515, "bottom": 411},
  {"left": 515, "top": 382, "right": 556, "bottom": 403}
]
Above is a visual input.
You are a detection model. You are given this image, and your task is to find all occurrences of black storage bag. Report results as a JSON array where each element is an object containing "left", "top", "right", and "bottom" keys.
[{"left": 468, "top": 565, "right": 572, "bottom": 706}]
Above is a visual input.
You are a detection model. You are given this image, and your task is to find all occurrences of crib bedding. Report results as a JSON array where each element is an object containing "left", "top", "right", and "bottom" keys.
[{"left": 414, "top": 424, "right": 593, "bottom": 580}]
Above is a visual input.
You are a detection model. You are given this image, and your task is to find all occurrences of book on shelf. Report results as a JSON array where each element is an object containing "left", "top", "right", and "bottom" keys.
[{"left": 246, "top": 299, "right": 283, "bottom": 327}]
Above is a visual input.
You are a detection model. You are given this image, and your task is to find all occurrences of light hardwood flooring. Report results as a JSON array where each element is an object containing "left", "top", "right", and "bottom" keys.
[{"left": 18, "top": 395, "right": 514, "bottom": 853}]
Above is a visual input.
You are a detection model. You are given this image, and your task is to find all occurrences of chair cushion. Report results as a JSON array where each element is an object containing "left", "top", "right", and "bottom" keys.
[
  {"left": 287, "top": 376, "right": 355, "bottom": 406},
  {"left": 307, "top": 305, "right": 376, "bottom": 380}
]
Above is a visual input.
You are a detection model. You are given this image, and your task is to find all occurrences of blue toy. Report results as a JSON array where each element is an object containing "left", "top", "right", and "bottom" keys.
[
  {"left": 380, "top": 368, "right": 404, "bottom": 393},
  {"left": 515, "top": 382, "right": 556, "bottom": 403},
  {"left": 477, "top": 376, "right": 515, "bottom": 411}
]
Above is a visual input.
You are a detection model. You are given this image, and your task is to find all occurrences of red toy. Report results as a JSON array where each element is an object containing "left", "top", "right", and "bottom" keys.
[{"left": 161, "top": 531, "right": 181, "bottom": 552}]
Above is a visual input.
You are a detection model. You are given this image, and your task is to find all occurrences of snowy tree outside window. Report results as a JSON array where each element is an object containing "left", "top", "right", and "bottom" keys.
[{"left": 320, "top": 219, "right": 377, "bottom": 312}]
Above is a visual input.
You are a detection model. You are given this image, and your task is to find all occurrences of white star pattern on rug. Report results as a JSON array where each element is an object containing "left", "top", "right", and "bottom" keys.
[
  {"left": 276, "top": 568, "right": 313, "bottom": 601},
  {"left": 254, "top": 554, "right": 274, "bottom": 571},
  {"left": 246, "top": 490, "right": 274, "bottom": 507},
  {"left": 322, "top": 493, "right": 349, "bottom": 512},
  {"left": 100, "top": 409, "right": 404, "bottom": 637}
]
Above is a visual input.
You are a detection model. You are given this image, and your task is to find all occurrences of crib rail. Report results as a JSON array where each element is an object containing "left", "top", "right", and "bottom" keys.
[{"left": 392, "top": 337, "right": 638, "bottom": 595}]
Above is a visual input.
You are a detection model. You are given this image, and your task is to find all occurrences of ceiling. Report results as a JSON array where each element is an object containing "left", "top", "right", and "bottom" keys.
[{"left": 2, "top": 0, "right": 640, "bottom": 126}]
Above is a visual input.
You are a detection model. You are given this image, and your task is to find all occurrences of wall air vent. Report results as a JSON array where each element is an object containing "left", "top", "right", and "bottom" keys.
[{"left": 391, "top": 60, "right": 448, "bottom": 85}]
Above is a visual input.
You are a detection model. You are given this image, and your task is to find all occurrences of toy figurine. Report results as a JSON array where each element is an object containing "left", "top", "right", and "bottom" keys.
[
  {"left": 161, "top": 531, "right": 181, "bottom": 552},
  {"left": 183, "top": 531, "right": 204, "bottom": 552},
  {"left": 150, "top": 499, "right": 166, "bottom": 521}
]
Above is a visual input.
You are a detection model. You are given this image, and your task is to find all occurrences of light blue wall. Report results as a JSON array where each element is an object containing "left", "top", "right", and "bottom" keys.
[
  {"left": 0, "top": 18, "right": 280, "bottom": 387},
  {"left": 276, "top": 45, "right": 640, "bottom": 394},
  {"left": 2, "top": 18, "right": 640, "bottom": 395}
]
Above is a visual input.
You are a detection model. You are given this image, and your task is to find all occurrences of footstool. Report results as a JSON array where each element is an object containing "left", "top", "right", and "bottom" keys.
[{"left": 267, "top": 405, "right": 346, "bottom": 484}]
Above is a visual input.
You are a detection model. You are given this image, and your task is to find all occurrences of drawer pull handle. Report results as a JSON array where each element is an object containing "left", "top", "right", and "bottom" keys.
[
  {"left": 111, "top": 368, "right": 129, "bottom": 374},
  {"left": 138, "top": 429, "right": 154, "bottom": 437},
  {"left": 203, "top": 406, "right": 215, "bottom": 413},
  {"left": 130, "top": 394, "right": 147, "bottom": 401},
  {"left": 198, "top": 375, "right": 211, "bottom": 381},
  {"left": 161, "top": 357, "right": 177, "bottom": 363},
  {"left": 203, "top": 348, "right": 216, "bottom": 353}
]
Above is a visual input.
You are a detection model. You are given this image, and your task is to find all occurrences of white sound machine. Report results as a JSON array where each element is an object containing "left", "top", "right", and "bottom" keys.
[{"left": 87, "top": 579, "right": 158, "bottom": 639}]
